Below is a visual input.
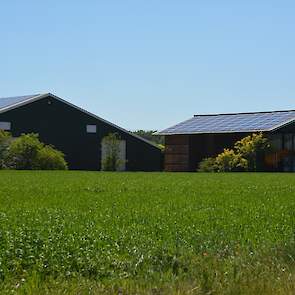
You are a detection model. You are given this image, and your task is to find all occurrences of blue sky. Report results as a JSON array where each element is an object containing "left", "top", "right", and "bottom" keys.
[{"left": 1, "top": 1, "right": 295, "bottom": 130}]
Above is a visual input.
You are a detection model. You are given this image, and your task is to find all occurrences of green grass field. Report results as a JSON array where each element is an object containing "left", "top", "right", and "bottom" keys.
[{"left": 1, "top": 171, "right": 295, "bottom": 294}]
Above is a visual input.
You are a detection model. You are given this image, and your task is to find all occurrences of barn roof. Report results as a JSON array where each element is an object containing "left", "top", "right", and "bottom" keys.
[
  {"left": 0, "top": 93, "right": 160, "bottom": 149},
  {"left": 157, "top": 110, "right": 295, "bottom": 135}
]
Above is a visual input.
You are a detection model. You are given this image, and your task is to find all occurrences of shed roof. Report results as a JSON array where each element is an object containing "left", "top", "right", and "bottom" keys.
[{"left": 157, "top": 110, "right": 295, "bottom": 135}]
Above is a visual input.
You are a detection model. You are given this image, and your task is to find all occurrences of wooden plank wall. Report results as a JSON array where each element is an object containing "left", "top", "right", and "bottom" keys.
[{"left": 164, "top": 135, "right": 190, "bottom": 171}]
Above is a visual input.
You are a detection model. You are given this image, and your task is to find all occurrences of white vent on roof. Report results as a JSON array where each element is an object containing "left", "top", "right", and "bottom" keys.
[{"left": 0, "top": 122, "right": 11, "bottom": 130}]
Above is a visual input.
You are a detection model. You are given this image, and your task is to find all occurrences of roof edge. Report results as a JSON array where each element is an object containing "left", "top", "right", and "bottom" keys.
[{"left": 269, "top": 117, "right": 295, "bottom": 132}]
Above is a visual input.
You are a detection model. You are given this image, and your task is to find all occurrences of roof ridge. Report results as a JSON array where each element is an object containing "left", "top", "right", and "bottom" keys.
[{"left": 194, "top": 109, "right": 295, "bottom": 117}]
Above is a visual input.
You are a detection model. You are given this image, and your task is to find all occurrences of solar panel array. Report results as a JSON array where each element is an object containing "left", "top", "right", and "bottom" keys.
[
  {"left": 158, "top": 111, "right": 295, "bottom": 135},
  {"left": 0, "top": 94, "right": 40, "bottom": 111}
]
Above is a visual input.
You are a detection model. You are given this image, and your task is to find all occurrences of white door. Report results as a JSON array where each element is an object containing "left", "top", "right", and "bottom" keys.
[{"left": 101, "top": 140, "right": 126, "bottom": 171}]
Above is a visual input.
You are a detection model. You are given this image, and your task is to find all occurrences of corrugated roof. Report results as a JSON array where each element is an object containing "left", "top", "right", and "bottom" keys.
[
  {"left": 0, "top": 94, "right": 41, "bottom": 111},
  {"left": 157, "top": 110, "right": 295, "bottom": 135}
]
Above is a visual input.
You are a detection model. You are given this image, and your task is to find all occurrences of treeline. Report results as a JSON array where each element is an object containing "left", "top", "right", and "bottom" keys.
[{"left": 132, "top": 130, "right": 164, "bottom": 147}]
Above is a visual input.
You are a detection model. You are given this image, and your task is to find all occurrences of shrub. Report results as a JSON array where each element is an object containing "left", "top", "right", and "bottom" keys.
[
  {"left": 198, "top": 157, "right": 217, "bottom": 172},
  {"left": 101, "top": 133, "right": 124, "bottom": 171},
  {"left": 6, "top": 133, "right": 43, "bottom": 169},
  {"left": 234, "top": 133, "right": 270, "bottom": 171},
  {"left": 215, "top": 149, "right": 248, "bottom": 172},
  {"left": 34, "top": 145, "right": 68, "bottom": 170},
  {"left": 5, "top": 133, "right": 68, "bottom": 170}
]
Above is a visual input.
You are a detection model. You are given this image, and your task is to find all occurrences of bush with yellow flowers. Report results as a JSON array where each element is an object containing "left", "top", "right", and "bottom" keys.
[{"left": 198, "top": 133, "right": 269, "bottom": 172}]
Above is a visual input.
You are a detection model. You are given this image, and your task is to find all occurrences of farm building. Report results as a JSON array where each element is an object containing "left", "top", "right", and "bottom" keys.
[
  {"left": 0, "top": 93, "right": 163, "bottom": 171},
  {"left": 157, "top": 111, "right": 295, "bottom": 172}
]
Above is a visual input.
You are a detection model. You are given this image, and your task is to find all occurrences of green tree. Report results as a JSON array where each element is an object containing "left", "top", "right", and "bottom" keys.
[{"left": 132, "top": 130, "right": 164, "bottom": 146}]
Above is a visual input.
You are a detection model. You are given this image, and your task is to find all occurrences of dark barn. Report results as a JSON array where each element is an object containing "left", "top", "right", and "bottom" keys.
[
  {"left": 0, "top": 93, "right": 163, "bottom": 171},
  {"left": 157, "top": 111, "right": 295, "bottom": 172}
]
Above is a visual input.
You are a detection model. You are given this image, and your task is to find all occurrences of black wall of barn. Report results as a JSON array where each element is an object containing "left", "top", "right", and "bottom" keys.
[{"left": 0, "top": 96, "right": 163, "bottom": 171}]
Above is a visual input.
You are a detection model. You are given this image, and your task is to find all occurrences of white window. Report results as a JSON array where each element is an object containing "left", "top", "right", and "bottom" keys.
[
  {"left": 0, "top": 122, "right": 11, "bottom": 130},
  {"left": 86, "top": 125, "right": 97, "bottom": 133}
]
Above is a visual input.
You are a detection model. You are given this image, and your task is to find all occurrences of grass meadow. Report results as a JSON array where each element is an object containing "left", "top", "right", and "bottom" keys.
[{"left": 1, "top": 171, "right": 295, "bottom": 294}]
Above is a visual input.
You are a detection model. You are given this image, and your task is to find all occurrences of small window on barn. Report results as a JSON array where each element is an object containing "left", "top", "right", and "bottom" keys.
[
  {"left": 86, "top": 125, "right": 97, "bottom": 133},
  {"left": 0, "top": 122, "right": 11, "bottom": 131}
]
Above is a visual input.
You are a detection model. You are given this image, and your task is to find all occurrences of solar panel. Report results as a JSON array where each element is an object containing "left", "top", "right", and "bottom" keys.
[
  {"left": 0, "top": 94, "right": 40, "bottom": 110},
  {"left": 158, "top": 111, "right": 295, "bottom": 135}
]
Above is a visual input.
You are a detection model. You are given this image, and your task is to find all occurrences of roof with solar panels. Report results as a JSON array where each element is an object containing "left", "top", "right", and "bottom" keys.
[{"left": 157, "top": 110, "right": 295, "bottom": 135}]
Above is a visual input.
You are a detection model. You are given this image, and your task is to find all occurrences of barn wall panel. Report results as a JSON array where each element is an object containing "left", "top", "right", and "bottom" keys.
[{"left": 164, "top": 135, "right": 190, "bottom": 171}]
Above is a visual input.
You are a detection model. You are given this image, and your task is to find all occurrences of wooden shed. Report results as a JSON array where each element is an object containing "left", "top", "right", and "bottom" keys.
[
  {"left": 0, "top": 93, "right": 163, "bottom": 171},
  {"left": 157, "top": 111, "right": 295, "bottom": 172}
]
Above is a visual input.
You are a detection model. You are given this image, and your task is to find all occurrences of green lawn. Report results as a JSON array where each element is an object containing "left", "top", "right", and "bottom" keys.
[{"left": 1, "top": 172, "right": 295, "bottom": 294}]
